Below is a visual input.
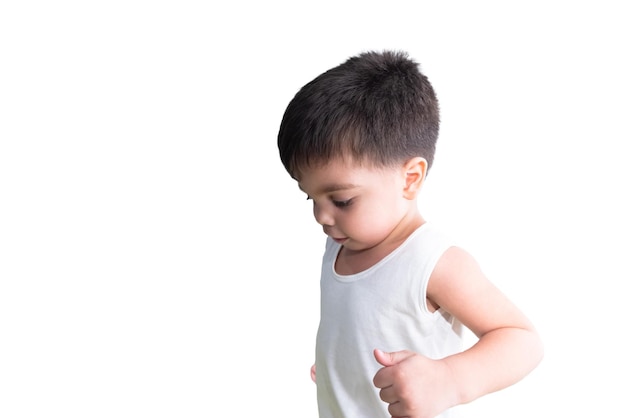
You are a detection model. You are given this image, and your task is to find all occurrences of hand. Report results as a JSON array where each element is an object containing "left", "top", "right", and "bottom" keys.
[{"left": 373, "top": 349, "right": 457, "bottom": 418}]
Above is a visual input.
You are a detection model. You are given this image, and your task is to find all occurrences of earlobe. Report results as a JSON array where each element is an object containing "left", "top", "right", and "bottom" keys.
[{"left": 403, "top": 157, "right": 427, "bottom": 199}]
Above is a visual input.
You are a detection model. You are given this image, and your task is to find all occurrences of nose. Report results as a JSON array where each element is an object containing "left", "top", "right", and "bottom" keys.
[{"left": 313, "top": 202, "right": 334, "bottom": 226}]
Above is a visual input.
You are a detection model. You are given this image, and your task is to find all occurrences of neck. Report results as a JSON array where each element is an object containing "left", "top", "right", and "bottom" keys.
[{"left": 336, "top": 210, "right": 425, "bottom": 275}]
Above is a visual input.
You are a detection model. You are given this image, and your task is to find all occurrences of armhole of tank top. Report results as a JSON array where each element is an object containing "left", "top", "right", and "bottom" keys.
[{"left": 417, "top": 240, "right": 454, "bottom": 317}]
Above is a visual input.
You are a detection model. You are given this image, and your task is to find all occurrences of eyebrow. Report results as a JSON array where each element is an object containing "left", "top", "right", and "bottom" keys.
[{"left": 298, "top": 182, "right": 359, "bottom": 195}]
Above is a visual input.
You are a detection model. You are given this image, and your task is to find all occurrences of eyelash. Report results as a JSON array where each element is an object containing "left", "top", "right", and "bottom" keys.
[
  {"left": 333, "top": 199, "right": 352, "bottom": 208},
  {"left": 306, "top": 196, "right": 353, "bottom": 209}
]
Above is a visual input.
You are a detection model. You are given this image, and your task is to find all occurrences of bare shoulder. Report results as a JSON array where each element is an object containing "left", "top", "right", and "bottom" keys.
[
  {"left": 428, "top": 246, "right": 487, "bottom": 303},
  {"left": 428, "top": 246, "right": 536, "bottom": 337}
]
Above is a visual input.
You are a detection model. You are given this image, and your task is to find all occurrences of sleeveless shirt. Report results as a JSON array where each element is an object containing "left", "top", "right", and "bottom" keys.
[{"left": 315, "top": 223, "right": 463, "bottom": 418}]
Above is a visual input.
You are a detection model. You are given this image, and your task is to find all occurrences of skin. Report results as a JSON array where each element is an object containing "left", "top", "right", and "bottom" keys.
[{"left": 296, "top": 156, "right": 544, "bottom": 418}]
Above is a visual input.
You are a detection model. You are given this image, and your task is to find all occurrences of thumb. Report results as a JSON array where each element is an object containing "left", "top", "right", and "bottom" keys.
[{"left": 373, "top": 348, "right": 414, "bottom": 367}]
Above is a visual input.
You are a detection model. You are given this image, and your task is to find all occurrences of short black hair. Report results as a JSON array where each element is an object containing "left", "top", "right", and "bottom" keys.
[{"left": 277, "top": 50, "right": 440, "bottom": 179}]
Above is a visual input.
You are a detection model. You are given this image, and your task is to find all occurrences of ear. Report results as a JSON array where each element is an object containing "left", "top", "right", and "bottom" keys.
[{"left": 402, "top": 157, "right": 428, "bottom": 199}]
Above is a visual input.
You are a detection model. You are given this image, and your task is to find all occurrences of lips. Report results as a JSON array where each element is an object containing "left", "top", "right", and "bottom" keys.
[{"left": 324, "top": 228, "right": 347, "bottom": 244}]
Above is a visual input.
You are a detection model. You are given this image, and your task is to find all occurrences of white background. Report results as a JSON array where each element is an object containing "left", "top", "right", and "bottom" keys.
[{"left": 1, "top": 1, "right": 625, "bottom": 417}]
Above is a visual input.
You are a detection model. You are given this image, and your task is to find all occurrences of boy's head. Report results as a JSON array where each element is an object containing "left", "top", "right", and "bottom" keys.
[{"left": 277, "top": 50, "right": 440, "bottom": 180}]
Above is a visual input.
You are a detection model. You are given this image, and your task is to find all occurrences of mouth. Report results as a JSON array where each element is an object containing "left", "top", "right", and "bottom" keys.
[{"left": 331, "top": 237, "right": 347, "bottom": 244}]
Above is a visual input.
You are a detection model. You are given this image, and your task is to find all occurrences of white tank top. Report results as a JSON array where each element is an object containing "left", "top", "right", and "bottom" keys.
[{"left": 315, "top": 222, "right": 463, "bottom": 418}]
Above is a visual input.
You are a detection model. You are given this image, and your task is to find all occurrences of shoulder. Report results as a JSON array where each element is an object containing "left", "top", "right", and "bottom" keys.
[
  {"left": 428, "top": 246, "right": 524, "bottom": 336},
  {"left": 433, "top": 246, "right": 480, "bottom": 276},
  {"left": 405, "top": 222, "right": 454, "bottom": 253},
  {"left": 429, "top": 246, "right": 488, "bottom": 300}
]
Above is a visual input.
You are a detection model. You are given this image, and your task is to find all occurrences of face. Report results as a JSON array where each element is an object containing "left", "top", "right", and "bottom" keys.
[{"left": 296, "top": 157, "right": 422, "bottom": 253}]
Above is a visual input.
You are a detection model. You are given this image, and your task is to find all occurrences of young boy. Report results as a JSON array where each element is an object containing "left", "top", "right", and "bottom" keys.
[{"left": 277, "top": 50, "right": 543, "bottom": 418}]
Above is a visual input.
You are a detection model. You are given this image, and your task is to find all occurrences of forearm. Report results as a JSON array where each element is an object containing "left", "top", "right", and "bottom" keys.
[{"left": 443, "top": 327, "right": 544, "bottom": 406}]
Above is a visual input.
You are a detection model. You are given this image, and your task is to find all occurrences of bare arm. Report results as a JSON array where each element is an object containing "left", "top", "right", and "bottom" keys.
[
  {"left": 428, "top": 246, "right": 544, "bottom": 404},
  {"left": 373, "top": 246, "right": 543, "bottom": 417}
]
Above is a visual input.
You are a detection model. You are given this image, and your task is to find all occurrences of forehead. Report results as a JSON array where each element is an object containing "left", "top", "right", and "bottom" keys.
[{"left": 296, "top": 158, "right": 396, "bottom": 195}]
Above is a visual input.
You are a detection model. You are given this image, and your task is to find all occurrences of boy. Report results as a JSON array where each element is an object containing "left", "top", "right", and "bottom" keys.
[{"left": 277, "top": 50, "right": 543, "bottom": 418}]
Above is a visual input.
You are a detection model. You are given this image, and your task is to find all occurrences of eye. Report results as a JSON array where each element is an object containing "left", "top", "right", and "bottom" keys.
[{"left": 333, "top": 199, "right": 352, "bottom": 208}]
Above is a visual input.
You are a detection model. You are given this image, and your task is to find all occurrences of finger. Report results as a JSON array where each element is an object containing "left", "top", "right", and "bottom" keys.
[
  {"left": 388, "top": 399, "right": 413, "bottom": 418},
  {"left": 373, "top": 348, "right": 414, "bottom": 367},
  {"left": 378, "top": 385, "right": 397, "bottom": 404}
]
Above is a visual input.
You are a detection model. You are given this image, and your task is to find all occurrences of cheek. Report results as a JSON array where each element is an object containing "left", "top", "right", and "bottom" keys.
[
  {"left": 351, "top": 205, "right": 398, "bottom": 234},
  {"left": 370, "top": 197, "right": 407, "bottom": 225}
]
